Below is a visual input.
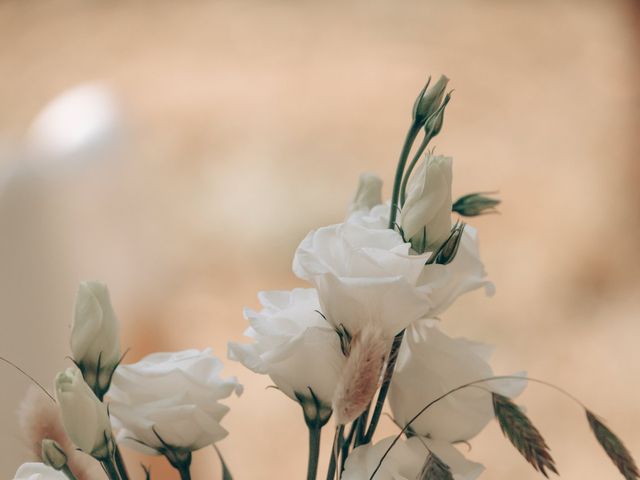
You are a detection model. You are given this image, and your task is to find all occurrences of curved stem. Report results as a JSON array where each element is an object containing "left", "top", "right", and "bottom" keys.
[
  {"left": 307, "top": 423, "right": 322, "bottom": 480},
  {"left": 368, "top": 374, "right": 583, "bottom": 479},
  {"left": 399, "top": 134, "right": 431, "bottom": 206},
  {"left": 388, "top": 124, "right": 422, "bottom": 230},
  {"left": 363, "top": 330, "right": 405, "bottom": 443}
]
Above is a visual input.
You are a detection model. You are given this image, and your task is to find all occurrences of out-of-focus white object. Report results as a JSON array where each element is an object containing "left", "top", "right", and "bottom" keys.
[{"left": 26, "top": 83, "right": 121, "bottom": 163}]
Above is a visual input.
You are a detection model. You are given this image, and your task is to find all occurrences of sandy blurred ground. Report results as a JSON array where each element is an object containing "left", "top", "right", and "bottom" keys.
[{"left": 0, "top": 0, "right": 639, "bottom": 478}]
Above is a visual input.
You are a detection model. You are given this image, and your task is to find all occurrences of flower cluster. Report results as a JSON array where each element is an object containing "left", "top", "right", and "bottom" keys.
[
  {"left": 229, "top": 76, "right": 525, "bottom": 479},
  {"left": 11, "top": 76, "right": 637, "bottom": 480},
  {"left": 13, "top": 281, "right": 240, "bottom": 480}
]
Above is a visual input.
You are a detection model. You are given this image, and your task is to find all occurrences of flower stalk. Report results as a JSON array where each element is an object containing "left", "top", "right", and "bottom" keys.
[{"left": 306, "top": 423, "right": 322, "bottom": 480}]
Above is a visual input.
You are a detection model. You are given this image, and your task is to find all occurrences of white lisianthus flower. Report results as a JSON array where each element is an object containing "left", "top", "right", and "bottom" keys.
[
  {"left": 347, "top": 172, "right": 383, "bottom": 217},
  {"left": 347, "top": 203, "right": 494, "bottom": 318},
  {"left": 12, "top": 463, "right": 68, "bottom": 480},
  {"left": 399, "top": 154, "right": 453, "bottom": 253},
  {"left": 228, "top": 289, "right": 344, "bottom": 416},
  {"left": 108, "top": 349, "right": 241, "bottom": 456},
  {"left": 389, "top": 320, "right": 526, "bottom": 442},
  {"left": 342, "top": 436, "right": 483, "bottom": 480},
  {"left": 293, "top": 222, "right": 431, "bottom": 337},
  {"left": 54, "top": 367, "right": 113, "bottom": 460},
  {"left": 70, "top": 281, "right": 121, "bottom": 397}
]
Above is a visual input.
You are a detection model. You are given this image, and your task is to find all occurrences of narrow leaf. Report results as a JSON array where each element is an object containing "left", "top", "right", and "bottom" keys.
[
  {"left": 492, "top": 393, "right": 558, "bottom": 477},
  {"left": 586, "top": 410, "right": 639, "bottom": 480},
  {"left": 419, "top": 453, "right": 454, "bottom": 480},
  {"left": 214, "top": 445, "right": 233, "bottom": 480}
]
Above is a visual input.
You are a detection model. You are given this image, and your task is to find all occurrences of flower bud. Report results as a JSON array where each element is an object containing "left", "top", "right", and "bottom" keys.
[
  {"left": 424, "top": 92, "right": 452, "bottom": 138},
  {"left": 399, "top": 154, "right": 453, "bottom": 253},
  {"left": 347, "top": 173, "right": 383, "bottom": 217},
  {"left": 427, "top": 222, "right": 466, "bottom": 265},
  {"left": 412, "top": 75, "right": 449, "bottom": 127},
  {"left": 70, "top": 281, "right": 121, "bottom": 398},
  {"left": 54, "top": 367, "right": 114, "bottom": 460},
  {"left": 41, "top": 440, "right": 67, "bottom": 470},
  {"left": 452, "top": 192, "right": 500, "bottom": 217}
]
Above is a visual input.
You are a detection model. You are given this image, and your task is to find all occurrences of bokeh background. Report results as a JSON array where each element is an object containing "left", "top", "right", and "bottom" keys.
[{"left": 1, "top": 0, "right": 639, "bottom": 478}]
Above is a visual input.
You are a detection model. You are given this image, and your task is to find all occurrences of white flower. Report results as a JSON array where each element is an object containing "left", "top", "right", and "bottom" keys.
[
  {"left": 108, "top": 349, "right": 241, "bottom": 455},
  {"left": 347, "top": 173, "right": 383, "bottom": 217},
  {"left": 54, "top": 367, "right": 113, "bottom": 459},
  {"left": 415, "top": 225, "right": 495, "bottom": 318},
  {"left": 293, "top": 221, "right": 431, "bottom": 337},
  {"left": 389, "top": 320, "right": 525, "bottom": 442},
  {"left": 342, "top": 436, "right": 483, "bottom": 480},
  {"left": 12, "top": 463, "right": 68, "bottom": 480},
  {"left": 348, "top": 203, "right": 494, "bottom": 318},
  {"left": 70, "top": 281, "right": 121, "bottom": 396},
  {"left": 228, "top": 289, "right": 344, "bottom": 412},
  {"left": 399, "top": 154, "right": 453, "bottom": 253}
]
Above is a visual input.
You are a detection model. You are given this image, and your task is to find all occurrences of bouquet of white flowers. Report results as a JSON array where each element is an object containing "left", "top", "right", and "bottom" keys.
[{"left": 5, "top": 76, "right": 638, "bottom": 480}]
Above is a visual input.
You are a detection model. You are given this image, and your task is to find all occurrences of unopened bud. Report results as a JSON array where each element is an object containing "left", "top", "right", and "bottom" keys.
[
  {"left": 424, "top": 92, "right": 452, "bottom": 138},
  {"left": 347, "top": 172, "right": 383, "bottom": 216},
  {"left": 412, "top": 75, "right": 449, "bottom": 127},
  {"left": 427, "top": 222, "right": 466, "bottom": 265},
  {"left": 41, "top": 439, "right": 67, "bottom": 470},
  {"left": 452, "top": 192, "right": 500, "bottom": 217}
]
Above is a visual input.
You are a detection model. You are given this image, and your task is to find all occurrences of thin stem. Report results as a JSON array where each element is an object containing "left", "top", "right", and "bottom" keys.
[
  {"left": 326, "top": 425, "right": 344, "bottom": 480},
  {"left": 354, "top": 406, "right": 369, "bottom": 447},
  {"left": 61, "top": 465, "right": 78, "bottom": 480},
  {"left": 388, "top": 124, "right": 422, "bottom": 230},
  {"left": 368, "top": 374, "right": 582, "bottom": 479},
  {"left": 101, "top": 456, "right": 122, "bottom": 480},
  {"left": 0, "top": 356, "right": 55, "bottom": 402},
  {"left": 363, "top": 330, "right": 405, "bottom": 443},
  {"left": 306, "top": 423, "right": 322, "bottom": 480},
  {"left": 114, "top": 445, "right": 130, "bottom": 480},
  {"left": 399, "top": 134, "right": 431, "bottom": 206}
]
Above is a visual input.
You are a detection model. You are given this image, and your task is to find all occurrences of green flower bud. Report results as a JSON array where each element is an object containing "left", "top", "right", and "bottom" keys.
[
  {"left": 427, "top": 222, "right": 466, "bottom": 265},
  {"left": 412, "top": 75, "right": 449, "bottom": 127},
  {"left": 41, "top": 439, "right": 67, "bottom": 470},
  {"left": 452, "top": 192, "right": 500, "bottom": 217}
]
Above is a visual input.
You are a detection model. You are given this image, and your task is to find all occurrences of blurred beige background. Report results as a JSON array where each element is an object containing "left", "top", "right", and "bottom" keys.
[{"left": 1, "top": 0, "right": 639, "bottom": 478}]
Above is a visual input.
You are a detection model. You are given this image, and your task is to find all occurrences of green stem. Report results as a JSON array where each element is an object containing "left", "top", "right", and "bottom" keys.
[
  {"left": 60, "top": 466, "right": 78, "bottom": 480},
  {"left": 363, "top": 330, "right": 405, "bottom": 443},
  {"left": 177, "top": 464, "right": 191, "bottom": 480},
  {"left": 399, "top": 134, "right": 431, "bottom": 206},
  {"left": 388, "top": 123, "right": 422, "bottom": 230},
  {"left": 306, "top": 423, "right": 322, "bottom": 480},
  {"left": 101, "top": 456, "right": 122, "bottom": 480},
  {"left": 114, "top": 445, "right": 130, "bottom": 480},
  {"left": 325, "top": 425, "right": 344, "bottom": 480}
]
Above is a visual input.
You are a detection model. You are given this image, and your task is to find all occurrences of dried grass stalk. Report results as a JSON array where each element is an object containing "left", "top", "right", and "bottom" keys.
[
  {"left": 419, "top": 453, "right": 454, "bottom": 480},
  {"left": 332, "top": 325, "right": 389, "bottom": 425},
  {"left": 492, "top": 392, "right": 558, "bottom": 477},
  {"left": 586, "top": 409, "right": 639, "bottom": 480}
]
